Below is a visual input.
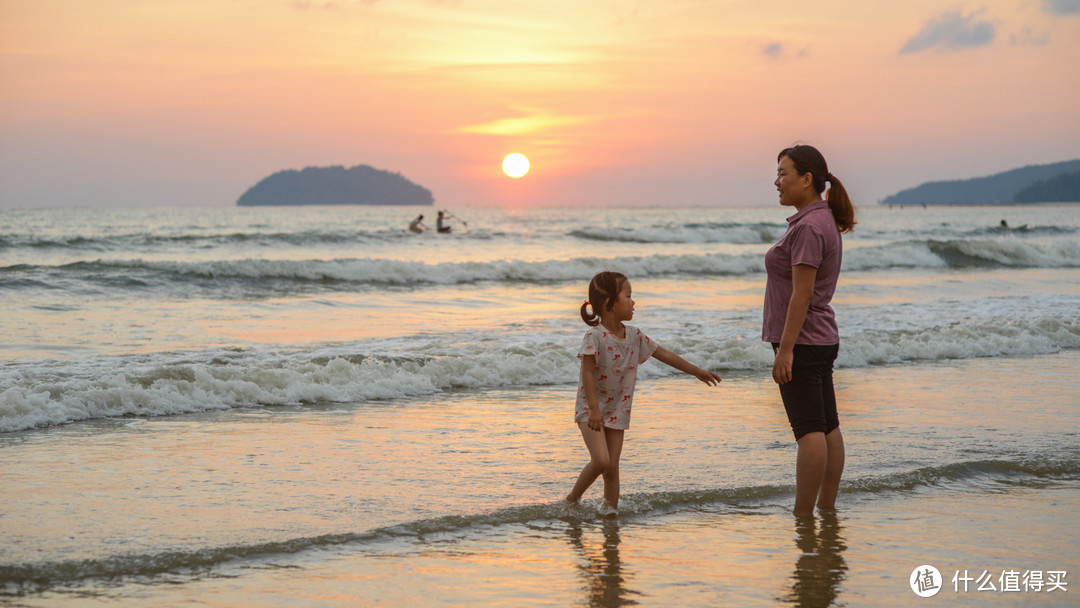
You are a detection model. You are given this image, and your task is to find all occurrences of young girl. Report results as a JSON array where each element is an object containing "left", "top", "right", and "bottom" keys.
[{"left": 566, "top": 271, "right": 722, "bottom": 514}]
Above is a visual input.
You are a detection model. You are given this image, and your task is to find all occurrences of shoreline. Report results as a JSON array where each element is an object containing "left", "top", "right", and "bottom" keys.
[{"left": 8, "top": 478, "right": 1076, "bottom": 607}]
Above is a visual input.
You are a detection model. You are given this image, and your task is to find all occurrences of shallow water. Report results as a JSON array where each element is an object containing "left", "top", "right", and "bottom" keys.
[{"left": 2, "top": 352, "right": 1077, "bottom": 605}]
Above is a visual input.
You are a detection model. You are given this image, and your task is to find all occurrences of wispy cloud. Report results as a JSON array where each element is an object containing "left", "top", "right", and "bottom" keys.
[
  {"left": 1011, "top": 27, "right": 1051, "bottom": 46},
  {"left": 1043, "top": 0, "right": 1080, "bottom": 15},
  {"left": 293, "top": 0, "right": 379, "bottom": 9},
  {"left": 900, "top": 9, "right": 996, "bottom": 54},
  {"left": 456, "top": 110, "right": 588, "bottom": 136},
  {"left": 760, "top": 42, "right": 810, "bottom": 60}
]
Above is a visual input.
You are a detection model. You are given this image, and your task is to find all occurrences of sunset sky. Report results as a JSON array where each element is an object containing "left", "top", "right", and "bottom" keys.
[{"left": 2, "top": 0, "right": 1079, "bottom": 208}]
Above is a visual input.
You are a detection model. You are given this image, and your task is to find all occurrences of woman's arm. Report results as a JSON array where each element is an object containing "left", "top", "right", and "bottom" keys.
[
  {"left": 773, "top": 264, "right": 817, "bottom": 384},
  {"left": 652, "top": 347, "right": 722, "bottom": 386},
  {"left": 580, "top": 355, "right": 604, "bottom": 431}
]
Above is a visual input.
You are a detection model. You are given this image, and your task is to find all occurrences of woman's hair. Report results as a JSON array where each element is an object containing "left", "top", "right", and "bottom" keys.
[
  {"left": 580, "top": 271, "right": 627, "bottom": 326},
  {"left": 778, "top": 144, "right": 856, "bottom": 233}
]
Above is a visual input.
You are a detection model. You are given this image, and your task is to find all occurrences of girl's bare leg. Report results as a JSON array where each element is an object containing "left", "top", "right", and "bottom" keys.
[
  {"left": 567, "top": 422, "right": 611, "bottom": 503},
  {"left": 602, "top": 428, "right": 625, "bottom": 509}
]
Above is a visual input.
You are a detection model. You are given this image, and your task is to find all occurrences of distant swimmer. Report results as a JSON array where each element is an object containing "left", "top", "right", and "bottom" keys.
[
  {"left": 1000, "top": 219, "right": 1008, "bottom": 228},
  {"left": 436, "top": 210, "right": 453, "bottom": 234},
  {"left": 409, "top": 214, "right": 425, "bottom": 233}
]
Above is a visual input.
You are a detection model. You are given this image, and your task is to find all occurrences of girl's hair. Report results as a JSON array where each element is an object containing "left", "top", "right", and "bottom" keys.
[
  {"left": 778, "top": 144, "right": 856, "bottom": 233},
  {"left": 580, "top": 271, "right": 627, "bottom": 326}
]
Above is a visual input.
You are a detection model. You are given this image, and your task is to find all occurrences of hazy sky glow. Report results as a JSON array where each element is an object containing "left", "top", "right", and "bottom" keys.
[{"left": 2, "top": 0, "right": 1078, "bottom": 208}]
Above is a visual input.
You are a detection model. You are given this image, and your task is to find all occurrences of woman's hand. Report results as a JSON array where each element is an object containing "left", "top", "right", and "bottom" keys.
[
  {"left": 773, "top": 348, "right": 794, "bottom": 384},
  {"left": 587, "top": 407, "right": 604, "bottom": 431}
]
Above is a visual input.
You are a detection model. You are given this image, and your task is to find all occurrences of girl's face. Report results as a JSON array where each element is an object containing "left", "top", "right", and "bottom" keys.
[
  {"left": 607, "top": 280, "right": 635, "bottom": 323},
  {"left": 775, "top": 155, "right": 814, "bottom": 208}
]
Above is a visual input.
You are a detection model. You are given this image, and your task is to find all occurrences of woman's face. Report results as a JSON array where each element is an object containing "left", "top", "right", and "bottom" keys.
[{"left": 774, "top": 155, "right": 812, "bottom": 208}]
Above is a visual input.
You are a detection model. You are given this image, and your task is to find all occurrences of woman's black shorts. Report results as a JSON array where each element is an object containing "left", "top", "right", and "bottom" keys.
[{"left": 772, "top": 343, "right": 840, "bottom": 440}]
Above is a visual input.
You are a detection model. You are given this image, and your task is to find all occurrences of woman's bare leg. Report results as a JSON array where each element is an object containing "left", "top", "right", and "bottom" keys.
[
  {"left": 816, "top": 428, "right": 845, "bottom": 511},
  {"left": 793, "top": 431, "right": 827, "bottom": 517}
]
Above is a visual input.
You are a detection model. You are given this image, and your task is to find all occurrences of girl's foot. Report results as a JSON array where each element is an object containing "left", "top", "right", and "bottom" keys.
[
  {"left": 565, "top": 494, "right": 579, "bottom": 505},
  {"left": 600, "top": 501, "right": 618, "bottom": 519}
]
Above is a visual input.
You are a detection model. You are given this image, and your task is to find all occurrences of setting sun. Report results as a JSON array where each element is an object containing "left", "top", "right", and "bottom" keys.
[{"left": 502, "top": 153, "right": 530, "bottom": 178}]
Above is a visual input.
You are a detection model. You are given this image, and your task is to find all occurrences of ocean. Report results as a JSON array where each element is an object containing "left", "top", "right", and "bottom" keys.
[{"left": 2, "top": 203, "right": 1078, "bottom": 606}]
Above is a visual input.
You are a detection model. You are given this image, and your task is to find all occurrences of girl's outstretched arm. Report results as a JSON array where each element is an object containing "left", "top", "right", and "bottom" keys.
[{"left": 653, "top": 347, "right": 722, "bottom": 386}]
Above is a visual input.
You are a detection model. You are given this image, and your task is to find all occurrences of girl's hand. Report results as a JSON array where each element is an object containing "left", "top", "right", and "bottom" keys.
[
  {"left": 587, "top": 407, "right": 604, "bottom": 432},
  {"left": 694, "top": 367, "right": 723, "bottom": 386},
  {"left": 653, "top": 347, "right": 722, "bottom": 386},
  {"left": 773, "top": 349, "right": 793, "bottom": 384}
]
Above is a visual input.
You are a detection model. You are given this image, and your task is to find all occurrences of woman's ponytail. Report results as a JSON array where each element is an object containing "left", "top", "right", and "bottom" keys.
[
  {"left": 824, "top": 173, "right": 856, "bottom": 234},
  {"left": 779, "top": 144, "right": 856, "bottom": 234}
]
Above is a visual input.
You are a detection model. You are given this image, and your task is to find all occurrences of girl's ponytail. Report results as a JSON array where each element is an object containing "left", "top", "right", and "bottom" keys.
[
  {"left": 580, "top": 271, "right": 627, "bottom": 326},
  {"left": 581, "top": 300, "right": 600, "bottom": 326}
]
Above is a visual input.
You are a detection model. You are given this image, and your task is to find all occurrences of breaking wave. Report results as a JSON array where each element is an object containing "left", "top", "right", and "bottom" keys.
[
  {"left": 3, "top": 314, "right": 1078, "bottom": 433},
  {"left": 3, "top": 238, "right": 1078, "bottom": 297},
  {"left": 569, "top": 222, "right": 786, "bottom": 244}
]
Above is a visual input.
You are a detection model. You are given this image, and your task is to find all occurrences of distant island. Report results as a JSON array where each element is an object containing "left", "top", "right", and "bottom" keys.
[
  {"left": 880, "top": 159, "right": 1080, "bottom": 206},
  {"left": 237, "top": 165, "right": 433, "bottom": 206},
  {"left": 1013, "top": 169, "right": 1080, "bottom": 203}
]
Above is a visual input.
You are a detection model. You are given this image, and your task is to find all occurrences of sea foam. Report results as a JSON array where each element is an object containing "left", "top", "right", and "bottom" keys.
[
  {"left": 7, "top": 237, "right": 1076, "bottom": 298},
  {"left": 2, "top": 315, "right": 1077, "bottom": 433}
]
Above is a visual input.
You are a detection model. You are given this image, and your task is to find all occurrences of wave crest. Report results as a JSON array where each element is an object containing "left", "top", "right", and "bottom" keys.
[
  {"left": 3, "top": 315, "right": 1078, "bottom": 433},
  {"left": 5, "top": 237, "right": 1077, "bottom": 297},
  {"left": 570, "top": 222, "right": 786, "bottom": 244}
]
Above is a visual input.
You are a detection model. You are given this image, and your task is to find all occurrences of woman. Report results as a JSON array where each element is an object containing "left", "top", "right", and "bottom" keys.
[{"left": 763, "top": 144, "right": 856, "bottom": 517}]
